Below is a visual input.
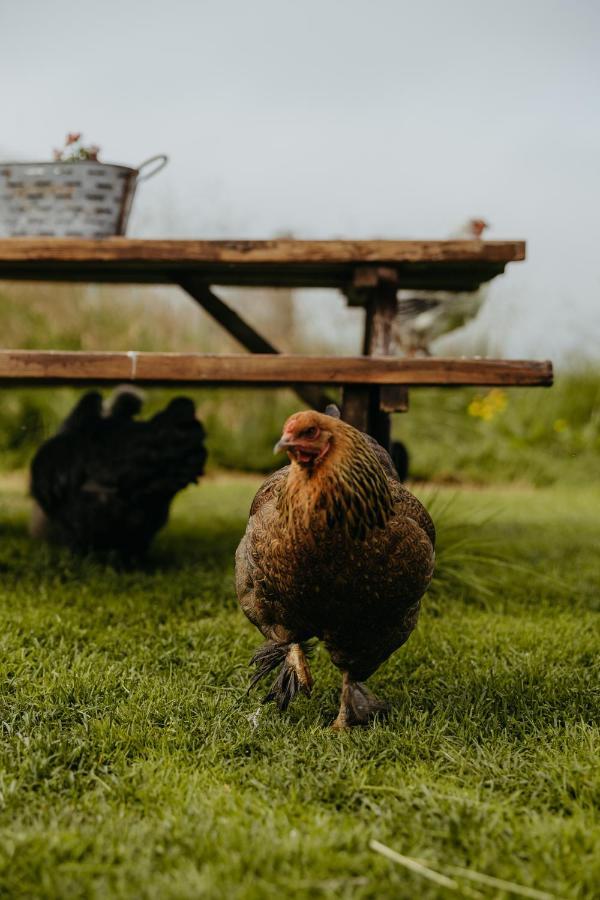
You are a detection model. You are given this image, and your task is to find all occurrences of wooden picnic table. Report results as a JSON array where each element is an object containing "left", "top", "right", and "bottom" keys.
[{"left": 0, "top": 237, "right": 552, "bottom": 452}]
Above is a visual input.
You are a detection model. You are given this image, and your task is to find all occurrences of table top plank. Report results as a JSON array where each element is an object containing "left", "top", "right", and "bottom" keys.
[
  {"left": 0, "top": 238, "right": 525, "bottom": 290},
  {"left": 0, "top": 238, "right": 526, "bottom": 264},
  {"left": 0, "top": 351, "right": 552, "bottom": 387}
]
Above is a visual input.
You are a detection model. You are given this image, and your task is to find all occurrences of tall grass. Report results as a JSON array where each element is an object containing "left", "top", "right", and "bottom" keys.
[
  {"left": 395, "top": 371, "right": 600, "bottom": 485},
  {"left": 1, "top": 373, "right": 596, "bottom": 483}
]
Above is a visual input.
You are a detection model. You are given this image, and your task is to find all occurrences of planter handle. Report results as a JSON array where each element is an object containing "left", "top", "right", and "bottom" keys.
[{"left": 136, "top": 154, "right": 168, "bottom": 182}]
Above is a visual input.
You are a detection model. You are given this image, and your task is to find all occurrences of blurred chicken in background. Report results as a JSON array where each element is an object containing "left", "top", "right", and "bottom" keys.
[
  {"left": 30, "top": 387, "right": 207, "bottom": 559},
  {"left": 393, "top": 218, "right": 490, "bottom": 356}
]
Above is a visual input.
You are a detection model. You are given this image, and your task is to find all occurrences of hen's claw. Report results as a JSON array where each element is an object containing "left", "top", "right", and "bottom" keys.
[
  {"left": 249, "top": 640, "right": 314, "bottom": 711},
  {"left": 332, "top": 673, "right": 389, "bottom": 730}
]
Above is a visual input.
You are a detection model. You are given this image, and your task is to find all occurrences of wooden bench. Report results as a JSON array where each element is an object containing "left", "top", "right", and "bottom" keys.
[
  {"left": 0, "top": 351, "right": 552, "bottom": 387},
  {"left": 0, "top": 349, "right": 552, "bottom": 440},
  {"left": 0, "top": 238, "right": 552, "bottom": 446}
]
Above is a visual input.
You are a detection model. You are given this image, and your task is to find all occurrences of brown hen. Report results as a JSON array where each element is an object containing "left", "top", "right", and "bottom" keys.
[{"left": 235, "top": 408, "right": 435, "bottom": 729}]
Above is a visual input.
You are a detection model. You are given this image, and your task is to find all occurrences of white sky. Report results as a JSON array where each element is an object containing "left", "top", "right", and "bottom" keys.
[{"left": 1, "top": 0, "right": 599, "bottom": 365}]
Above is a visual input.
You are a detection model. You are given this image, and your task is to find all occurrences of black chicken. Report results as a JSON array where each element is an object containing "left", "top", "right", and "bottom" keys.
[{"left": 30, "top": 387, "right": 207, "bottom": 557}]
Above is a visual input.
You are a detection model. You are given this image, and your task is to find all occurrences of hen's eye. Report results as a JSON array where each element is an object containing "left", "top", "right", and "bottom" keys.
[{"left": 300, "top": 426, "right": 319, "bottom": 439}]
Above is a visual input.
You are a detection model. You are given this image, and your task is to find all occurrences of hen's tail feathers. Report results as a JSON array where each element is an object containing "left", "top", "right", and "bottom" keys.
[
  {"left": 332, "top": 678, "right": 389, "bottom": 730},
  {"left": 249, "top": 640, "right": 314, "bottom": 711},
  {"left": 58, "top": 391, "right": 103, "bottom": 434},
  {"left": 107, "top": 385, "right": 144, "bottom": 419},
  {"left": 151, "top": 396, "right": 200, "bottom": 427}
]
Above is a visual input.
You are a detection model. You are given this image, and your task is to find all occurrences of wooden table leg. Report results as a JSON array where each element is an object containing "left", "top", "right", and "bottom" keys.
[
  {"left": 341, "top": 267, "right": 410, "bottom": 477},
  {"left": 340, "top": 385, "right": 370, "bottom": 433},
  {"left": 342, "top": 268, "right": 407, "bottom": 447},
  {"left": 363, "top": 284, "right": 395, "bottom": 447}
]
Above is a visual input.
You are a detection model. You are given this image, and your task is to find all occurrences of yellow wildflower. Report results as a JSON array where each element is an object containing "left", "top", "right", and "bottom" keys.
[{"left": 468, "top": 389, "right": 508, "bottom": 421}]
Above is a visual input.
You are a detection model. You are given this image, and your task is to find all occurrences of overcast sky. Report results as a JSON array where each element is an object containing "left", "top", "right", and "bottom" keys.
[{"left": 2, "top": 0, "right": 599, "bottom": 364}]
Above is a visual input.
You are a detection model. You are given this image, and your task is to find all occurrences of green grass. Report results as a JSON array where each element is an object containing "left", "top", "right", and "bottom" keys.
[{"left": 0, "top": 473, "right": 598, "bottom": 899}]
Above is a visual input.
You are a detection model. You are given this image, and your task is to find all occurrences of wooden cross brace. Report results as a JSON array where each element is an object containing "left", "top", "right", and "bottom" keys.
[{"left": 179, "top": 280, "right": 332, "bottom": 412}]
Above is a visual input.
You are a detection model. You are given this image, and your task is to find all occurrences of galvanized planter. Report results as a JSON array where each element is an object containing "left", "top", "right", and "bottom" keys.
[{"left": 0, "top": 155, "right": 167, "bottom": 238}]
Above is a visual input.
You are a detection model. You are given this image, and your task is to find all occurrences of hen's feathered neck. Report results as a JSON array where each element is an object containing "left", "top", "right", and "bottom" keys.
[{"left": 277, "top": 422, "right": 394, "bottom": 542}]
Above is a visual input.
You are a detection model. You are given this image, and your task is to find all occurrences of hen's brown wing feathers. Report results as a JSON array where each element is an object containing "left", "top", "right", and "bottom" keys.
[
  {"left": 236, "top": 466, "right": 292, "bottom": 639},
  {"left": 390, "top": 480, "right": 436, "bottom": 548},
  {"left": 363, "top": 433, "right": 436, "bottom": 547},
  {"left": 249, "top": 466, "right": 289, "bottom": 516}
]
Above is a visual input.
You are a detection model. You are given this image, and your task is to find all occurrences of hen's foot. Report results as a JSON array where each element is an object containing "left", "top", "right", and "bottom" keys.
[
  {"left": 249, "top": 640, "right": 314, "bottom": 711},
  {"left": 332, "top": 673, "right": 388, "bottom": 730}
]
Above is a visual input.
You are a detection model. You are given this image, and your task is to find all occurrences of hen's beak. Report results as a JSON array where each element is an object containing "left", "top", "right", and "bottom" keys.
[{"left": 274, "top": 436, "right": 294, "bottom": 454}]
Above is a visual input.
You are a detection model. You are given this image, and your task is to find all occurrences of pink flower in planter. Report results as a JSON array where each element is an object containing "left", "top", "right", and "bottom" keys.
[{"left": 53, "top": 134, "right": 101, "bottom": 162}]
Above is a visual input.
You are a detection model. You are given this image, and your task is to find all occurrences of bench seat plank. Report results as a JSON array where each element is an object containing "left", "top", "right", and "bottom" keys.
[{"left": 0, "top": 351, "right": 553, "bottom": 387}]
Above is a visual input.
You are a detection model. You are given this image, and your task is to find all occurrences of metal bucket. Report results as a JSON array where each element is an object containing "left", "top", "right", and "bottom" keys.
[{"left": 0, "top": 155, "right": 168, "bottom": 238}]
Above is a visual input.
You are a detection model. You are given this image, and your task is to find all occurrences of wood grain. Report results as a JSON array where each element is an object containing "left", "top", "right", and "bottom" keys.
[
  {"left": 0, "top": 351, "right": 553, "bottom": 387},
  {"left": 0, "top": 238, "right": 525, "bottom": 291},
  {"left": 0, "top": 238, "right": 526, "bottom": 264}
]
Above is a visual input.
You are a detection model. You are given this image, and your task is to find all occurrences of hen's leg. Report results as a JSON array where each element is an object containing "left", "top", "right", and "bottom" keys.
[
  {"left": 249, "top": 640, "right": 313, "bottom": 711},
  {"left": 332, "top": 672, "right": 388, "bottom": 730}
]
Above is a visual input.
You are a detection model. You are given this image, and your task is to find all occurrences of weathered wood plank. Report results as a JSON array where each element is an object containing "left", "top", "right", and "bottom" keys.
[
  {"left": 0, "top": 351, "right": 553, "bottom": 387},
  {"left": 0, "top": 238, "right": 526, "bottom": 265},
  {"left": 0, "top": 238, "right": 525, "bottom": 291}
]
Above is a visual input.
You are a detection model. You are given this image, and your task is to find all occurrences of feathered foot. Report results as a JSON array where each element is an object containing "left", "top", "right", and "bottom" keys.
[
  {"left": 332, "top": 673, "right": 388, "bottom": 730},
  {"left": 249, "top": 640, "right": 314, "bottom": 711}
]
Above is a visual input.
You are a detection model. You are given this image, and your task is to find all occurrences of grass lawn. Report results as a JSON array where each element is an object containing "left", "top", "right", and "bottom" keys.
[{"left": 0, "top": 472, "right": 598, "bottom": 899}]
